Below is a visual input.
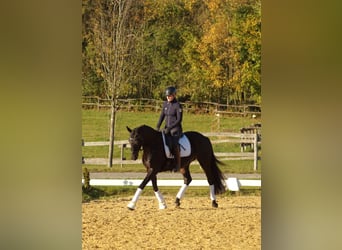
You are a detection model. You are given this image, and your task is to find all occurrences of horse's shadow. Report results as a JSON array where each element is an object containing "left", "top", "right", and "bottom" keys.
[
  {"left": 231, "top": 205, "right": 261, "bottom": 209},
  {"left": 183, "top": 205, "right": 261, "bottom": 210}
]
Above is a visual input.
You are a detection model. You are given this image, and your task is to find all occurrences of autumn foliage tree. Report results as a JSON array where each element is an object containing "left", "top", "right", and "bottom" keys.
[{"left": 83, "top": 0, "right": 261, "bottom": 105}]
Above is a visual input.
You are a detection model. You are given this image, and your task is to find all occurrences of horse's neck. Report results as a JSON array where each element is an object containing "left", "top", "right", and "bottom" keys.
[{"left": 141, "top": 126, "right": 159, "bottom": 148}]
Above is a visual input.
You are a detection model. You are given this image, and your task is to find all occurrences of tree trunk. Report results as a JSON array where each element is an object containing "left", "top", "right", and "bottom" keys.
[{"left": 108, "top": 100, "right": 116, "bottom": 167}]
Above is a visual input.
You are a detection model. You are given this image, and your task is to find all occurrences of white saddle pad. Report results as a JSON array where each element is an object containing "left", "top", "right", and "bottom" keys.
[{"left": 162, "top": 133, "right": 191, "bottom": 159}]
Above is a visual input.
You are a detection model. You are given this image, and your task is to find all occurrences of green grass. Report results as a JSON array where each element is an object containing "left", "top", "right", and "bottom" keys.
[
  {"left": 82, "top": 109, "right": 261, "bottom": 140},
  {"left": 82, "top": 109, "right": 261, "bottom": 174}
]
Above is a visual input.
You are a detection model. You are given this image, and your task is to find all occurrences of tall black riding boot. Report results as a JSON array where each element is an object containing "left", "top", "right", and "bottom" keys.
[{"left": 172, "top": 145, "right": 181, "bottom": 172}]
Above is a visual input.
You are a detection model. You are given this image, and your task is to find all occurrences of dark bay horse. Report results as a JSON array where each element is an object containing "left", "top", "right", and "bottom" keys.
[{"left": 126, "top": 125, "right": 227, "bottom": 210}]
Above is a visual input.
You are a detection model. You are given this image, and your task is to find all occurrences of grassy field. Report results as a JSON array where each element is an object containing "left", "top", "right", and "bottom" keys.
[
  {"left": 82, "top": 109, "right": 261, "bottom": 174},
  {"left": 82, "top": 109, "right": 260, "bottom": 140}
]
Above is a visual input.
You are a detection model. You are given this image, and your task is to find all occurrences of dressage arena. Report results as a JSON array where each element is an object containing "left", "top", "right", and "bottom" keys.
[{"left": 82, "top": 195, "right": 261, "bottom": 249}]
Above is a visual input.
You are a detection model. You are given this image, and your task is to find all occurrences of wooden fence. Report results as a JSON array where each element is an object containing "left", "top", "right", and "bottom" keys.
[
  {"left": 82, "top": 132, "right": 261, "bottom": 171},
  {"left": 82, "top": 96, "right": 261, "bottom": 117}
]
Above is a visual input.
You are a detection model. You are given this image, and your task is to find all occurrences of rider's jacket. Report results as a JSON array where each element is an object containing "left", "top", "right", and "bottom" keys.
[{"left": 156, "top": 98, "right": 183, "bottom": 137}]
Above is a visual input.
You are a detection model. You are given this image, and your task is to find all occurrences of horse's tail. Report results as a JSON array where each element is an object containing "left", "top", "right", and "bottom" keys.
[{"left": 209, "top": 153, "right": 227, "bottom": 194}]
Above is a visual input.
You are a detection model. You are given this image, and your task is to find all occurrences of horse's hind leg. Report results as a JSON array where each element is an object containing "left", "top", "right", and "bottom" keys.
[
  {"left": 210, "top": 185, "right": 218, "bottom": 208},
  {"left": 197, "top": 155, "right": 220, "bottom": 208},
  {"left": 175, "top": 166, "right": 192, "bottom": 207}
]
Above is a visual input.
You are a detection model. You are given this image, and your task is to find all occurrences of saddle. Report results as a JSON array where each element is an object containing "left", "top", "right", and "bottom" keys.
[{"left": 161, "top": 132, "right": 191, "bottom": 159}]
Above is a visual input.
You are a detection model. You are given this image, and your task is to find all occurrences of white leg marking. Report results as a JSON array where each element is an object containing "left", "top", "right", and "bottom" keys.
[
  {"left": 210, "top": 184, "right": 216, "bottom": 201},
  {"left": 176, "top": 184, "right": 188, "bottom": 200},
  {"left": 127, "top": 201, "right": 136, "bottom": 210},
  {"left": 127, "top": 188, "right": 143, "bottom": 209},
  {"left": 155, "top": 190, "right": 167, "bottom": 209}
]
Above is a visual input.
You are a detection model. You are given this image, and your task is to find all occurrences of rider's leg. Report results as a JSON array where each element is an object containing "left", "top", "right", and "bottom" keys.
[{"left": 172, "top": 137, "right": 181, "bottom": 172}]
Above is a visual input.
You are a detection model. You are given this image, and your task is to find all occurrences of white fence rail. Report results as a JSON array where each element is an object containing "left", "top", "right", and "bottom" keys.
[{"left": 81, "top": 177, "right": 261, "bottom": 192}]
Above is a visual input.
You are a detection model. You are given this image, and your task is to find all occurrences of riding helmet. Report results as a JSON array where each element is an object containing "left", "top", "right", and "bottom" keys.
[{"left": 165, "top": 86, "right": 176, "bottom": 96}]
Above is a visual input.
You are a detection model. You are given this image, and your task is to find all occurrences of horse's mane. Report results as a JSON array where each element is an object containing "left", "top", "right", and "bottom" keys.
[
  {"left": 135, "top": 125, "right": 159, "bottom": 139},
  {"left": 140, "top": 124, "right": 151, "bottom": 129},
  {"left": 137, "top": 124, "right": 155, "bottom": 132}
]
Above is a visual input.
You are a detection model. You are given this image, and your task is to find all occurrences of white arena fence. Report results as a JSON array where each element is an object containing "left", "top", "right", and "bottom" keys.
[{"left": 81, "top": 177, "right": 261, "bottom": 192}]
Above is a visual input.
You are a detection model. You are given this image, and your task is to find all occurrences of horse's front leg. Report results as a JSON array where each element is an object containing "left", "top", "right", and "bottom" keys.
[
  {"left": 175, "top": 166, "right": 192, "bottom": 207},
  {"left": 151, "top": 175, "right": 167, "bottom": 209},
  {"left": 127, "top": 168, "right": 154, "bottom": 210}
]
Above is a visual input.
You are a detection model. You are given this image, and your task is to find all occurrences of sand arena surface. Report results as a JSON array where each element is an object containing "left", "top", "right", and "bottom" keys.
[{"left": 82, "top": 196, "right": 261, "bottom": 249}]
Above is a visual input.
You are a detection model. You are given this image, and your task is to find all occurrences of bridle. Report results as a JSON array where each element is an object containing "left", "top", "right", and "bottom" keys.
[{"left": 129, "top": 134, "right": 143, "bottom": 153}]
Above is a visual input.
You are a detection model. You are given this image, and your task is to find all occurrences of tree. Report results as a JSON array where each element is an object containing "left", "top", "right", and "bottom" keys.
[
  {"left": 82, "top": 0, "right": 106, "bottom": 98},
  {"left": 228, "top": 0, "right": 261, "bottom": 104},
  {"left": 86, "top": 0, "right": 135, "bottom": 167}
]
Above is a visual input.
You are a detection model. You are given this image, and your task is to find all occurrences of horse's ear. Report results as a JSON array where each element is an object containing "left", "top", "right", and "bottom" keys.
[{"left": 126, "top": 126, "right": 132, "bottom": 133}]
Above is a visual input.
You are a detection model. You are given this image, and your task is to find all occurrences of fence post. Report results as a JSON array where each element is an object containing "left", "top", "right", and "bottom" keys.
[
  {"left": 253, "top": 134, "right": 258, "bottom": 171},
  {"left": 120, "top": 144, "right": 126, "bottom": 168},
  {"left": 83, "top": 167, "right": 90, "bottom": 189}
]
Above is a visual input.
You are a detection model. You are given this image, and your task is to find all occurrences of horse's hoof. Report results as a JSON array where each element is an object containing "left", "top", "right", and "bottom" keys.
[
  {"left": 175, "top": 198, "right": 181, "bottom": 207},
  {"left": 127, "top": 201, "right": 136, "bottom": 210},
  {"left": 159, "top": 202, "right": 167, "bottom": 209},
  {"left": 212, "top": 200, "right": 218, "bottom": 208}
]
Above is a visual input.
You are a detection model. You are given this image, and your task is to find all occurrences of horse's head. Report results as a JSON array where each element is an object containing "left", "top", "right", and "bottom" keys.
[{"left": 126, "top": 126, "right": 143, "bottom": 160}]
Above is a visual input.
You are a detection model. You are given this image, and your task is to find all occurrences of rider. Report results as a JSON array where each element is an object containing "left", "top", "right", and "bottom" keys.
[{"left": 156, "top": 86, "right": 183, "bottom": 172}]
